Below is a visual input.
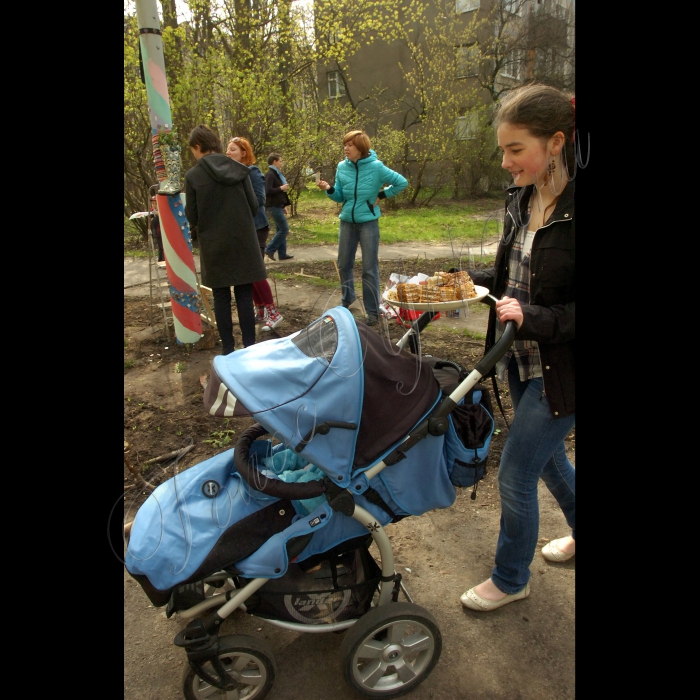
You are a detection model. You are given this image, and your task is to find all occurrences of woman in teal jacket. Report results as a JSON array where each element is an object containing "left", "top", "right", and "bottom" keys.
[{"left": 317, "top": 130, "right": 408, "bottom": 325}]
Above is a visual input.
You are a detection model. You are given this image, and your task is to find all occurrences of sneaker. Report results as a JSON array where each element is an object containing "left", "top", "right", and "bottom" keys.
[
  {"left": 254, "top": 306, "right": 266, "bottom": 323},
  {"left": 263, "top": 310, "right": 284, "bottom": 331}
]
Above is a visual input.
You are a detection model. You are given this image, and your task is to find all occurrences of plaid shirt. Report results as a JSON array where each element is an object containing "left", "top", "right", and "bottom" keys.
[{"left": 495, "top": 224, "right": 543, "bottom": 383}]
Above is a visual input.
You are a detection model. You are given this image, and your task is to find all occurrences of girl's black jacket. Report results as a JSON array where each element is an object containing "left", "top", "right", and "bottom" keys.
[{"left": 469, "top": 181, "right": 575, "bottom": 418}]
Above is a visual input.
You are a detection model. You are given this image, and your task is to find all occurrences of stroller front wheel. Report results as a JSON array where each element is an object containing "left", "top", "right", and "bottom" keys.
[
  {"left": 182, "top": 634, "right": 276, "bottom": 700},
  {"left": 339, "top": 602, "right": 442, "bottom": 698}
]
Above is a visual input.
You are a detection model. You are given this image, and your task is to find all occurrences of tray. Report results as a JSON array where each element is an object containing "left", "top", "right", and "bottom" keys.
[{"left": 382, "top": 285, "right": 490, "bottom": 311}]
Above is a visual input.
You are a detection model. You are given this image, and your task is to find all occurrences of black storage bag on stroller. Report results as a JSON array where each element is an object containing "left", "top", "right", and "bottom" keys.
[{"left": 424, "top": 357, "right": 495, "bottom": 494}]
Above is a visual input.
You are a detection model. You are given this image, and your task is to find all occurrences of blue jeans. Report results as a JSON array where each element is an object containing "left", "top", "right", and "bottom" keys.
[
  {"left": 491, "top": 359, "right": 576, "bottom": 594},
  {"left": 265, "top": 207, "right": 289, "bottom": 258},
  {"left": 337, "top": 219, "right": 380, "bottom": 319}
]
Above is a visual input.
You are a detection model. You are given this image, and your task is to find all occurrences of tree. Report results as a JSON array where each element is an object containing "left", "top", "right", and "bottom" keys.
[
  {"left": 124, "top": 13, "right": 157, "bottom": 238},
  {"left": 123, "top": 0, "right": 575, "bottom": 218},
  {"left": 460, "top": 0, "right": 576, "bottom": 105}
]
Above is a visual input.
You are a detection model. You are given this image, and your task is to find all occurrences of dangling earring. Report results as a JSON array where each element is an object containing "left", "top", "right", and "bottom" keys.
[{"left": 548, "top": 157, "right": 556, "bottom": 175}]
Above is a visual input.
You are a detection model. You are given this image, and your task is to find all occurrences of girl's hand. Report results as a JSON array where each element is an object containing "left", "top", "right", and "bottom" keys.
[
  {"left": 496, "top": 296, "right": 524, "bottom": 329},
  {"left": 317, "top": 180, "right": 331, "bottom": 191}
]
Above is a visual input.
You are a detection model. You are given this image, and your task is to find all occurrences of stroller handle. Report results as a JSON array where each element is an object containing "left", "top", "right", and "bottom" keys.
[
  {"left": 234, "top": 423, "right": 327, "bottom": 500},
  {"left": 427, "top": 298, "right": 516, "bottom": 423},
  {"left": 472, "top": 294, "right": 517, "bottom": 377},
  {"left": 376, "top": 304, "right": 516, "bottom": 473}
]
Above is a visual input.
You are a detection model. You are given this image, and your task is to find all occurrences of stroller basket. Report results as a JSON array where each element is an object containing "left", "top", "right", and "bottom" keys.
[{"left": 240, "top": 540, "right": 381, "bottom": 625}]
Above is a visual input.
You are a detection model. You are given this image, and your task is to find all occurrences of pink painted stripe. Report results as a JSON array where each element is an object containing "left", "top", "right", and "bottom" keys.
[{"left": 146, "top": 59, "right": 169, "bottom": 103}]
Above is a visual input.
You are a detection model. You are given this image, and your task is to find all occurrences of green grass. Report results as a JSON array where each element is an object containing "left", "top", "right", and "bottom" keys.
[
  {"left": 124, "top": 218, "right": 149, "bottom": 258},
  {"left": 124, "top": 186, "right": 505, "bottom": 256},
  {"left": 290, "top": 188, "right": 505, "bottom": 247},
  {"left": 268, "top": 270, "right": 337, "bottom": 289},
  {"left": 125, "top": 249, "right": 150, "bottom": 258},
  {"left": 461, "top": 328, "right": 487, "bottom": 341}
]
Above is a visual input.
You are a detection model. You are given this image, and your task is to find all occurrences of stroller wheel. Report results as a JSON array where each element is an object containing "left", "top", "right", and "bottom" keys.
[
  {"left": 339, "top": 602, "right": 442, "bottom": 698},
  {"left": 182, "top": 634, "right": 275, "bottom": 700}
]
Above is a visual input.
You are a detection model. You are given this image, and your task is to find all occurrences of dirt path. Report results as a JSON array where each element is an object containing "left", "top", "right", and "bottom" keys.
[{"left": 123, "top": 262, "right": 574, "bottom": 699}]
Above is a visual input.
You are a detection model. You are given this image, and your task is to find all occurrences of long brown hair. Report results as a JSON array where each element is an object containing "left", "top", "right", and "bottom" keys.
[{"left": 493, "top": 83, "right": 575, "bottom": 174}]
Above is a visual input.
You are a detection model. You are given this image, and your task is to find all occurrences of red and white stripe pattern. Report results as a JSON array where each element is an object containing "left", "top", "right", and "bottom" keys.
[{"left": 157, "top": 194, "right": 202, "bottom": 343}]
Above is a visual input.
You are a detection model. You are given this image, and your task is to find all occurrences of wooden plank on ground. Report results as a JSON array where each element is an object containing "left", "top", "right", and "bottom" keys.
[{"left": 198, "top": 285, "right": 217, "bottom": 328}]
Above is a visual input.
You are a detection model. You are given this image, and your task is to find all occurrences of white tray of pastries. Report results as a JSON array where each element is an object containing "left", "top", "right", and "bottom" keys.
[{"left": 382, "top": 270, "right": 489, "bottom": 311}]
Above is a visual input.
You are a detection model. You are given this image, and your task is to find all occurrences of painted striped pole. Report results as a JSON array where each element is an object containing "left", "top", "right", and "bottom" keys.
[{"left": 135, "top": 0, "right": 202, "bottom": 344}]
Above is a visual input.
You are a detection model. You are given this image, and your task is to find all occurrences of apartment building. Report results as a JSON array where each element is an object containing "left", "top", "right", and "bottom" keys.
[{"left": 315, "top": 0, "right": 575, "bottom": 192}]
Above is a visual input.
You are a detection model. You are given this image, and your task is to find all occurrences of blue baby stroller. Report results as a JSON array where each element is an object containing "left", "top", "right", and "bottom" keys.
[{"left": 125, "top": 300, "right": 515, "bottom": 699}]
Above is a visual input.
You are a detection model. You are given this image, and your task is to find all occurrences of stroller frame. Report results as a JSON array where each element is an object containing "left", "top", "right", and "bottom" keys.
[{"left": 138, "top": 295, "right": 515, "bottom": 700}]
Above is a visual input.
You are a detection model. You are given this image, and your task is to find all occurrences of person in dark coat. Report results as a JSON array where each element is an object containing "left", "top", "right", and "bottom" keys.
[
  {"left": 460, "top": 84, "right": 576, "bottom": 612},
  {"left": 184, "top": 125, "right": 267, "bottom": 354},
  {"left": 264, "top": 153, "right": 293, "bottom": 261}
]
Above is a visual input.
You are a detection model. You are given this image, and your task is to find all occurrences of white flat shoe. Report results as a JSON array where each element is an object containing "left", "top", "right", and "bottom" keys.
[
  {"left": 541, "top": 537, "right": 575, "bottom": 562},
  {"left": 460, "top": 583, "right": 530, "bottom": 611}
]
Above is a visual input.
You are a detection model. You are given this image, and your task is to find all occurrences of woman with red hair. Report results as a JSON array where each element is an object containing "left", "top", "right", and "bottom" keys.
[{"left": 226, "top": 137, "right": 284, "bottom": 331}]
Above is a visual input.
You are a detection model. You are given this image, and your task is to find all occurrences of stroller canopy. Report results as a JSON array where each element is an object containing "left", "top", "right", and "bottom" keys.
[{"left": 205, "top": 307, "right": 441, "bottom": 485}]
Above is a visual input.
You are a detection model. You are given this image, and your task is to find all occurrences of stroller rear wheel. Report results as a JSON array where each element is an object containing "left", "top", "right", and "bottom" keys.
[
  {"left": 182, "top": 634, "right": 275, "bottom": 700},
  {"left": 339, "top": 602, "right": 442, "bottom": 698}
]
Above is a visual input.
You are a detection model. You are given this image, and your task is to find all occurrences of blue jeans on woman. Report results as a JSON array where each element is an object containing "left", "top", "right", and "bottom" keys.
[
  {"left": 265, "top": 206, "right": 289, "bottom": 258},
  {"left": 491, "top": 358, "right": 576, "bottom": 594},
  {"left": 337, "top": 219, "right": 380, "bottom": 320}
]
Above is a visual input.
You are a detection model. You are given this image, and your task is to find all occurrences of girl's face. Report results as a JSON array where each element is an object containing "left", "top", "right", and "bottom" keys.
[
  {"left": 497, "top": 123, "right": 552, "bottom": 187},
  {"left": 344, "top": 141, "right": 361, "bottom": 162},
  {"left": 226, "top": 141, "right": 244, "bottom": 163}
]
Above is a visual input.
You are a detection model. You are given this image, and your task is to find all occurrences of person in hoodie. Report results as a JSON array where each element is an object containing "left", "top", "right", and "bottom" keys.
[
  {"left": 317, "top": 130, "right": 407, "bottom": 326},
  {"left": 184, "top": 125, "right": 266, "bottom": 354}
]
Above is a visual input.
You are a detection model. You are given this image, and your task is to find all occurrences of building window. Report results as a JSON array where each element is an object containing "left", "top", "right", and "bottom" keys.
[
  {"left": 500, "top": 51, "right": 521, "bottom": 79},
  {"left": 503, "top": 0, "right": 523, "bottom": 15},
  {"left": 456, "top": 0, "right": 480, "bottom": 13},
  {"left": 535, "top": 47, "right": 555, "bottom": 76},
  {"left": 327, "top": 71, "right": 345, "bottom": 99},
  {"left": 456, "top": 45, "right": 479, "bottom": 78},
  {"left": 456, "top": 113, "right": 478, "bottom": 140}
]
